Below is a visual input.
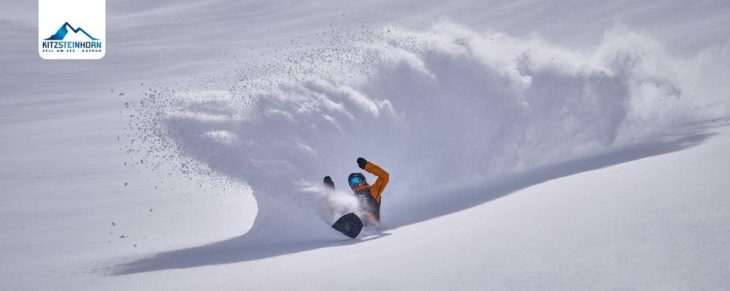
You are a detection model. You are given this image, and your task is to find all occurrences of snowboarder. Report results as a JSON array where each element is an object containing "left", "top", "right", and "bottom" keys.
[
  {"left": 347, "top": 157, "right": 390, "bottom": 227},
  {"left": 324, "top": 157, "right": 389, "bottom": 236}
]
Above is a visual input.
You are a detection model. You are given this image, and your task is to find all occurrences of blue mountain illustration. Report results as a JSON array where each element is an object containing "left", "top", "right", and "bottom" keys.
[{"left": 45, "top": 22, "right": 98, "bottom": 41}]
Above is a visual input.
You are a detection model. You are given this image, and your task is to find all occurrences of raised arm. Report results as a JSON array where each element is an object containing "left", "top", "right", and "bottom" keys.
[{"left": 357, "top": 157, "right": 389, "bottom": 202}]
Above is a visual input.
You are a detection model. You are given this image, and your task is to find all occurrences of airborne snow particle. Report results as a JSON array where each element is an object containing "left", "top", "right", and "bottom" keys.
[{"left": 124, "top": 182, "right": 128, "bottom": 186}]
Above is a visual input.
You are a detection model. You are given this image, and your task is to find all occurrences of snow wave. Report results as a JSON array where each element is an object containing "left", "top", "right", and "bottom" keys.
[{"left": 134, "top": 22, "right": 729, "bottom": 242}]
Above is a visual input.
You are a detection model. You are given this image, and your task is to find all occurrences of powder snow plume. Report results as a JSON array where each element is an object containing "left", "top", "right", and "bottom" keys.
[{"left": 131, "top": 21, "right": 729, "bottom": 243}]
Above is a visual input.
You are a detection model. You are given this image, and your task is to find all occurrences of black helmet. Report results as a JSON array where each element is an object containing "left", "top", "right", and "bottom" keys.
[{"left": 348, "top": 172, "right": 367, "bottom": 189}]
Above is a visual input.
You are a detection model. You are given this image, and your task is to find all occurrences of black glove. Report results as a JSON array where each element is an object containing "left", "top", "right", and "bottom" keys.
[
  {"left": 357, "top": 157, "right": 367, "bottom": 169},
  {"left": 323, "top": 176, "right": 334, "bottom": 189}
]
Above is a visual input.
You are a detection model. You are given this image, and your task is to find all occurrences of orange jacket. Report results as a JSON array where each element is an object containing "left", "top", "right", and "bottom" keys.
[{"left": 364, "top": 161, "right": 389, "bottom": 203}]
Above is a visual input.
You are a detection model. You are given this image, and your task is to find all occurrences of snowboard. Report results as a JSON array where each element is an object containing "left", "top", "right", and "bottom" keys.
[
  {"left": 332, "top": 212, "right": 363, "bottom": 239},
  {"left": 324, "top": 176, "right": 363, "bottom": 238}
]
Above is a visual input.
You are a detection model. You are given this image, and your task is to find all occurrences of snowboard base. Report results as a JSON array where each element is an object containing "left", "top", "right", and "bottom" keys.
[{"left": 332, "top": 212, "right": 363, "bottom": 239}]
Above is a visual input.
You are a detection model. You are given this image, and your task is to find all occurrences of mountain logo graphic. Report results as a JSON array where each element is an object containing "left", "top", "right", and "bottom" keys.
[
  {"left": 45, "top": 22, "right": 98, "bottom": 41},
  {"left": 39, "top": 0, "right": 105, "bottom": 60}
]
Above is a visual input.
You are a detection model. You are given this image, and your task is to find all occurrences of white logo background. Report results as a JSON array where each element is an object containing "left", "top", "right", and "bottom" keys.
[{"left": 39, "top": 0, "right": 106, "bottom": 60}]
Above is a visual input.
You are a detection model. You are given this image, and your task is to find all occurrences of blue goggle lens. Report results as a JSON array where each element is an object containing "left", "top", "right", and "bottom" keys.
[{"left": 350, "top": 176, "right": 362, "bottom": 186}]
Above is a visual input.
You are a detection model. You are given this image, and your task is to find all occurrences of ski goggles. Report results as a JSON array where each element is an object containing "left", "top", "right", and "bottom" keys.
[{"left": 349, "top": 175, "right": 364, "bottom": 187}]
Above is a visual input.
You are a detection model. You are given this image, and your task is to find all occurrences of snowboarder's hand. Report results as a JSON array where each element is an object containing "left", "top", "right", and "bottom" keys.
[
  {"left": 323, "top": 176, "right": 334, "bottom": 189},
  {"left": 357, "top": 157, "right": 367, "bottom": 169}
]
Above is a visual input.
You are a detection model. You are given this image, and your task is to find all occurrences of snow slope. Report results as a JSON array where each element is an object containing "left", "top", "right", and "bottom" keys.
[
  {"left": 116, "top": 122, "right": 730, "bottom": 290},
  {"left": 1, "top": 0, "right": 729, "bottom": 290}
]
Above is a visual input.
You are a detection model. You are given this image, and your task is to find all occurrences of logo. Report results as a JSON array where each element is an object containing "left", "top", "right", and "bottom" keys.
[
  {"left": 41, "top": 22, "right": 102, "bottom": 53},
  {"left": 39, "top": 0, "right": 105, "bottom": 60},
  {"left": 45, "top": 22, "right": 99, "bottom": 41}
]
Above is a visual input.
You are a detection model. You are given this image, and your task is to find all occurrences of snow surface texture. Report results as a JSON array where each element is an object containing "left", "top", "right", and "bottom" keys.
[
  {"left": 125, "top": 22, "right": 729, "bottom": 253},
  {"left": 1, "top": 0, "right": 730, "bottom": 289}
]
